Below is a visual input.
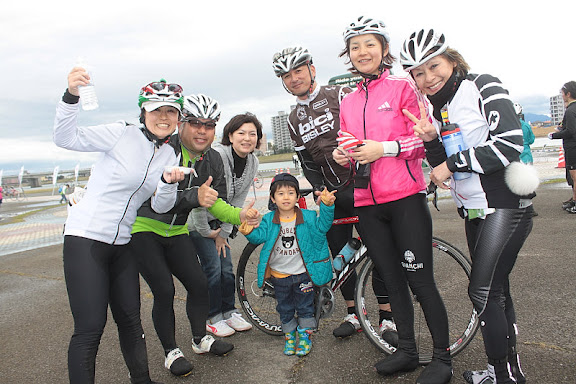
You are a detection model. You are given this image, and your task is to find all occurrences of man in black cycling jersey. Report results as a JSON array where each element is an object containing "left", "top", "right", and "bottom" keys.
[{"left": 272, "top": 46, "right": 395, "bottom": 340}]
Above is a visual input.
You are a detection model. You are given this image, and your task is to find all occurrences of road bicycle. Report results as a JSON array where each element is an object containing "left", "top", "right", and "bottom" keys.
[
  {"left": 5, "top": 187, "right": 26, "bottom": 201},
  {"left": 236, "top": 188, "right": 479, "bottom": 364},
  {"left": 253, "top": 172, "right": 264, "bottom": 190}
]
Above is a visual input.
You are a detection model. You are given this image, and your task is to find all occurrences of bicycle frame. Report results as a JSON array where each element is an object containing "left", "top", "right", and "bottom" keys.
[{"left": 297, "top": 188, "right": 367, "bottom": 319}]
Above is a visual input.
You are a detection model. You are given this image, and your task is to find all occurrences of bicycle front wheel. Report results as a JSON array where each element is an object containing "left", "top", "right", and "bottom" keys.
[
  {"left": 355, "top": 237, "right": 478, "bottom": 364},
  {"left": 236, "top": 242, "right": 283, "bottom": 336}
]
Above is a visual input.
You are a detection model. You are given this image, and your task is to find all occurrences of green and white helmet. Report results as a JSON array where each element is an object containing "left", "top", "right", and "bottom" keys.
[
  {"left": 272, "top": 46, "right": 313, "bottom": 77},
  {"left": 138, "top": 79, "right": 184, "bottom": 112},
  {"left": 182, "top": 94, "right": 221, "bottom": 121}
]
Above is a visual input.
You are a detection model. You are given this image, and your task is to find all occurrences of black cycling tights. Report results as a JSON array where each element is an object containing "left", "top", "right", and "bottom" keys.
[
  {"left": 466, "top": 207, "right": 533, "bottom": 362},
  {"left": 63, "top": 235, "right": 151, "bottom": 384},
  {"left": 327, "top": 185, "right": 387, "bottom": 305},
  {"left": 131, "top": 232, "right": 208, "bottom": 353},
  {"left": 356, "top": 194, "right": 449, "bottom": 351}
]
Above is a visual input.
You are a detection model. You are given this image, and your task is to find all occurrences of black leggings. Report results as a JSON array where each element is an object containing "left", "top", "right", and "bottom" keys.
[
  {"left": 465, "top": 207, "right": 533, "bottom": 361},
  {"left": 131, "top": 232, "right": 208, "bottom": 353},
  {"left": 327, "top": 185, "right": 387, "bottom": 305},
  {"left": 63, "top": 235, "right": 151, "bottom": 384},
  {"left": 356, "top": 194, "right": 449, "bottom": 350}
]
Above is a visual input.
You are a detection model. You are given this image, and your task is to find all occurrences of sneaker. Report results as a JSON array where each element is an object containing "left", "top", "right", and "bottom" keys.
[
  {"left": 225, "top": 312, "right": 253, "bottom": 331},
  {"left": 379, "top": 319, "right": 399, "bottom": 348},
  {"left": 164, "top": 348, "right": 193, "bottom": 377},
  {"left": 192, "top": 335, "right": 234, "bottom": 356},
  {"left": 567, "top": 205, "right": 576, "bottom": 214},
  {"left": 463, "top": 369, "right": 494, "bottom": 384},
  {"left": 206, "top": 319, "right": 235, "bottom": 337},
  {"left": 332, "top": 314, "right": 361, "bottom": 338},
  {"left": 562, "top": 197, "right": 574, "bottom": 210}
]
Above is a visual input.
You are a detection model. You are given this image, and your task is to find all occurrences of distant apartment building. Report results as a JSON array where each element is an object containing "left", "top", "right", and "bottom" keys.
[
  {"left": 271, "top": 110, "right": 293, "bottom": 152},
  {"left": 550, "top": 94, "right": 565, "bottom": 126},
  {"left": 257, "top": 133, "right": 267, "bottom": 154}
]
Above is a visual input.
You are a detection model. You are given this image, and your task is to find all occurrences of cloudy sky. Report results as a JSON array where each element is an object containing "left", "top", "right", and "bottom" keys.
[{"left": 1, "top": 0, "right": 574, "bottom": 175}]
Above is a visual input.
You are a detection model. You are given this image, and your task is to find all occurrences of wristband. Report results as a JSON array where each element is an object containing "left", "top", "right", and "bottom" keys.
[
  {"left": 62, "top": 89, "right": 80, "bottom": 104},
  {"left": 381, "top": 141, "right": 400, "bottom": 157}
]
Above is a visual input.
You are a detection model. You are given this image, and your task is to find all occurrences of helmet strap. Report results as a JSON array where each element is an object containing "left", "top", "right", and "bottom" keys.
[
  {"left": 140, "top": 127, "right": 171, "bottom": 148},
  {"left": 357, "top": 59, "right": 386, "bottom": 81}
]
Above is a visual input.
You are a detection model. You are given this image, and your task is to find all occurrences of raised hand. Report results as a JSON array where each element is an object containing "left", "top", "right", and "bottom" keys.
[
  {"left": 403, "top": 102, "right": 438, "bottom": 142},
  {"left": 319, "top": 188, "right": 337, "bottom": 206},
  {"left": 240, "top": 200, "right": 260, "bottom": 227},
  {"left": 67, "top": 67, "right": 91, "bottom": 96},
  {"left": 198, "top": 176, "right": 218, "bottom": 207}
]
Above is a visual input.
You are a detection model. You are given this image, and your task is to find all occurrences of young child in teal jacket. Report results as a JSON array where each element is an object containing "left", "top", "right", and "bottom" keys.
[{"left": 239, "top": 173, "right": 335, "bottom": 356}]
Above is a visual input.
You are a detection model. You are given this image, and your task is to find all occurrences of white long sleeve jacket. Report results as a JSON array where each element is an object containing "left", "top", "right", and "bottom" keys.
[{"left": 53, "top": 101, "right": 178, "bottom": 245}]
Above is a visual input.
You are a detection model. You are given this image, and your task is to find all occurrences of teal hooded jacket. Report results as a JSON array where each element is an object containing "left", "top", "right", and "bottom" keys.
[{"left": 245, "top": 203, "right": 334, "bottom": 288}]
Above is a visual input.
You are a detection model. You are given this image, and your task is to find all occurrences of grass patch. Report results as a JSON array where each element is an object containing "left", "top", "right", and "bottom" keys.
[{"left": 0, "top": 204, "right": 63, "bottom": 225}]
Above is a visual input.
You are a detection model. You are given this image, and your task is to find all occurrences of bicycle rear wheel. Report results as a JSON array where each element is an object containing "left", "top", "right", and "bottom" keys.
[
  {"left": 355, "top": 237, "right": 478, "bottom": 364},
  {"left": 236, "top": 242, "right": 283, "bottom": 336}
]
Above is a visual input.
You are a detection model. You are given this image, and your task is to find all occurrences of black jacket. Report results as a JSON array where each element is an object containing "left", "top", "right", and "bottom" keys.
[{"left": 136, "top": 135, "right": 227, "bottom": 226}]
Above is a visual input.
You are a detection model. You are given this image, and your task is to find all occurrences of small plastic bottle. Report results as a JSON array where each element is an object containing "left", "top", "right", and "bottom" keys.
[
  {"left": 75, "top": 57, "right": 99, "bottom": 111},
  {"left": 332, "top": 238, "right": 362, "bottom": 271},
  {"left": 440, "top": 124, "right": 470, "bottom": 180}
]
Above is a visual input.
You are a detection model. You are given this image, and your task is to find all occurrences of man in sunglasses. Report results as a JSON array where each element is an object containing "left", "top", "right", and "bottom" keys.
[{"left": 131, "top": 94, "right": 260, "bottom": 377}]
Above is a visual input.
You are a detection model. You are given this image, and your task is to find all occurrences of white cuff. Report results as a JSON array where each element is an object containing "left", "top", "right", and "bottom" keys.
[{"left": 381, "top": 141, "right": 400, "bottom": 157}]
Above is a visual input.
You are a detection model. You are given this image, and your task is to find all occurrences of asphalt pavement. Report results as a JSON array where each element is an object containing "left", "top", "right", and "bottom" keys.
[{"left": 0, "top": 177, "right": 575, "bottom": 383}]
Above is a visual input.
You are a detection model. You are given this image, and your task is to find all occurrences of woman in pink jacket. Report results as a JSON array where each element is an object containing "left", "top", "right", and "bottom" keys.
[{"left": 333, "top": 16, "right": 451, "bottom": 384}]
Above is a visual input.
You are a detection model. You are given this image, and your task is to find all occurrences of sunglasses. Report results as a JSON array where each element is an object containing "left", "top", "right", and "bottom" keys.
[
  {"left": 142, "top": 82, "right": 183, "bottom": 94},
  {"left": 183, "top": 118, "right": 217, "bottom": 129}
]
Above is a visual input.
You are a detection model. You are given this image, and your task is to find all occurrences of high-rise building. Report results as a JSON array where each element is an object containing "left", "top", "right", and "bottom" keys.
[
  {"left": 550, "top": 94, "right": 565, "bottom": 126},
  {"left": 271, "top": 110, "right": 293, "bottom": 152}
]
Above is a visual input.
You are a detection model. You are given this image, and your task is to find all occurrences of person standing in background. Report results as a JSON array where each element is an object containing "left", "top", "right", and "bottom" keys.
[
  {"left": 514, "top": 103, "right": 535, "bottom": 165},
  {"left": 549, "top": 81, "right": 576, "bottom": 213}
]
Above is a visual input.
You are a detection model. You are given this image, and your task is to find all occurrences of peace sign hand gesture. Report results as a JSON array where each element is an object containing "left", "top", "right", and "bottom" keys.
[{"left": 402, "top": 102, "right": 438, "bottom": 142}]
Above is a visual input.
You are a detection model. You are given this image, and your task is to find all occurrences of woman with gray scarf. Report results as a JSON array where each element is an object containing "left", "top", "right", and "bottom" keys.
[{"left": 189, "top": 113, "right": 262, "bottom": 336}]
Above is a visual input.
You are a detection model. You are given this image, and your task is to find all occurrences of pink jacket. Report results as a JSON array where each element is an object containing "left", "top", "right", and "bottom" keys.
[{"left": 340, "top": 70, "right": 427, "bottom": 207}]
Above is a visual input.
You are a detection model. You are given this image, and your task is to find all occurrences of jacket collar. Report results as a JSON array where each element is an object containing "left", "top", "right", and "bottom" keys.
[
  {"left": 272, "top": 206, "right": 304, "bottom": 225},
  {"left": 359, "top": 68, "right": 390, "bottom": 91},
  {"left": 295, "top": 84, "right": 320, "bottom": 106}
]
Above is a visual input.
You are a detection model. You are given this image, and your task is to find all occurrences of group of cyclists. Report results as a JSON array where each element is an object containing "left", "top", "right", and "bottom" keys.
[{"left": 54, "top": 14, "right": 538, "bottom": 384}]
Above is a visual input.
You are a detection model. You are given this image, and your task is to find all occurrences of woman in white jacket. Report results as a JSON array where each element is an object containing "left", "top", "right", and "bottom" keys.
[
  {"left": 53, "top": 67, "right": 185, "bottom": 384},
  {"left": 189, "top": 113, "right": 262, "bottom": 336}
]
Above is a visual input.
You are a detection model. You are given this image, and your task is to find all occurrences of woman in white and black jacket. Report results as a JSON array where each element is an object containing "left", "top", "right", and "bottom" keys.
[
  {"left": 53, "top": 67, "right": 185, "bottom": 384},
  {"left": 400, "top": 29, "right": 537, "bottom": 384}
]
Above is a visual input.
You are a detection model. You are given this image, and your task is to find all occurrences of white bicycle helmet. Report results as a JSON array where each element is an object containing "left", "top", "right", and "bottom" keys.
[
  {"left": 182, "top": 94, "right": 221, "bottom": 121},
  {"left": 272, "top": 46, "right": 313, "bottom": 77},
  {"left": 400, "top": 29, "right": 448, "bottom": 71},
  {"left": 343, "top": 16, "right": 390, "bottom": 43},
  {"left": 138, "top": 79, "right": 184, "bottom": 110},
  {"left": 513, "top": 103, "right": 523, "bottom": 115}
]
